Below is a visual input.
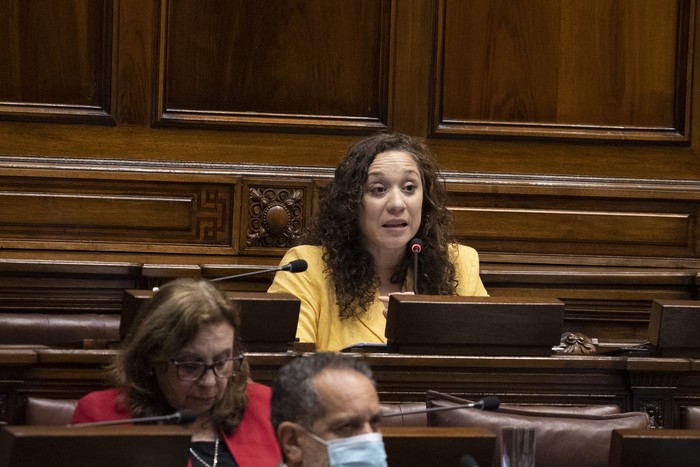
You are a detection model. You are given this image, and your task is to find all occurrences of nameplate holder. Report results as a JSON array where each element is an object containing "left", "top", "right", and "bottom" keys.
[
  {"left": 385, "top": 295, "right": 565, "bottom": 356},
  {"left": 121, "top": 290, "right": 300, "bottom": 352},
  {"left": 648, "top": 299, "right": 700, "bottom": 358}
]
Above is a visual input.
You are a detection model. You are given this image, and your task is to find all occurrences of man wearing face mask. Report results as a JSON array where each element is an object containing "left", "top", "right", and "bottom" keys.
[{"left": 271, "top": 352, "right": 387, "bottom": 467}]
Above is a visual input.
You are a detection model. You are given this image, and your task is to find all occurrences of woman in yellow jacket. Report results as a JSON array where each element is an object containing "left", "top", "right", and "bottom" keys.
[{"left": 269, "top": 132, "right": 488, "bottom": 351}]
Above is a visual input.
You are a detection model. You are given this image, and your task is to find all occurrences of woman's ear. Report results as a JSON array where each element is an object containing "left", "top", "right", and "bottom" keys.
[{"left": 277, "top": 421, "right": 304, "bottom": 464}]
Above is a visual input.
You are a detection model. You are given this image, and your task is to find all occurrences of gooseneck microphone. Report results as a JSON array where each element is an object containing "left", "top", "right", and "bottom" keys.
[
  {"left": 70, "top": 409, "right": 197, "bottom": 428},
  {"left": 382, "top": 396, "right": 500, "bottom": 418},
  {"left": 210, "top": 259, "right": 308, "bottom": 282},
  {"left": 410, "top": 238, "right": 423, "bottom": 294},
  {"left": 469, "top": 396, "right": 501, "bottom": 410}
]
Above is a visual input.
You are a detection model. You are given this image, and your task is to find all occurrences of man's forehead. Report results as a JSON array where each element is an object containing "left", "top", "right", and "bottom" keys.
[
  {"left": 313, "top": 367, "right": 370, "bottom": 389},
  {"left": 310, "top": 369, "right": 380, "bottom": 434},
  {"left": 312, "top": 369, "right": 377, "bottom": 408}
]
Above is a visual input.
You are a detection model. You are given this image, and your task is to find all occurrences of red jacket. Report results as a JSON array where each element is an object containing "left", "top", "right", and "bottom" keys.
[{"left": 72, "top": 382, "right": 281, "bottom": 467}]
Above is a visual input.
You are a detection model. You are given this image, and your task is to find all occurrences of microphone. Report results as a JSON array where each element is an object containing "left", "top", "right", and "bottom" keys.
[
  {"left": 410, "top": 238, "right": 423, "bottom": 293},
  {"left": 281, "top": 259, "right": 309, "bottom": 273},
  {"left": 70, "top": 409, "right": 197, "bottom": 428},
  {"left": 382, "top": 396, "right": 500, "bottom": 418},
  {"left": 210, "top": 259, "right": 308, "bottom": 282},
  {"left": 470, "top": 396, "right": 500, "bottom": 410}
]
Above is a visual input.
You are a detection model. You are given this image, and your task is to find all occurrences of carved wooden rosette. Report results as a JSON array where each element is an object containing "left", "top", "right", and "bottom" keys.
[
  {"left": 637, "top": 399, "right": 664, "bottom": 428},
  {"left": 247, "top": 187, "right": 304, "bottom": 248},
  {"left": 558, "top": 331, "right": 598, "bottom": 355}
]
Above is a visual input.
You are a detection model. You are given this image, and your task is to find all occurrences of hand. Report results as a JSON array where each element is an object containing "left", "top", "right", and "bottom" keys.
[{"left": 378, "top": 291, "right": 415, "bottom": 318}]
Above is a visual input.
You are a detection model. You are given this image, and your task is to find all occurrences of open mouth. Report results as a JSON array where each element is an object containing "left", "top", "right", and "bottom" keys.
[{"left": 383, "top": 221, "right": 408, "bottom": 228}]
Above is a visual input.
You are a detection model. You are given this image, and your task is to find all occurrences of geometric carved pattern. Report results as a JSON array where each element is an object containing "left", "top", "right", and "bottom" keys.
[
  {"left": 195, "top": 188, "right": 229, "bottom": 243},
  {"left": 247, "top": 187, "right": 304, "bottom": 248},
  {"left": 637, "top": 399, "right": 664, "bottom": 428},
  {"left": 629, "top": 373, "right": 682, "bottom": 388}
]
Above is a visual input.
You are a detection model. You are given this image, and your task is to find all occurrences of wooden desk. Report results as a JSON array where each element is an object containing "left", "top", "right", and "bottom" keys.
[
  {"left": 1, "top": 348, "right": 699, "bottom": 428},
  {"left": 381, "top": 426, "right": 496, "bottom": 467},
  {"left": 609, "top": 429, "right": 700, "bottom": 467},
  {"left": 0, "top": 425, "right": 191, "bottom": 467}
]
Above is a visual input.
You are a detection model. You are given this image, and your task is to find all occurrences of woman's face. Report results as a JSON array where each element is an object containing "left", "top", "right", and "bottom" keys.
[
  {"left": 358, "top": 150, "right": 423, "bottom": 263},
  {"left": 156, "top": 321, "right": 235, "bottom": 417}
]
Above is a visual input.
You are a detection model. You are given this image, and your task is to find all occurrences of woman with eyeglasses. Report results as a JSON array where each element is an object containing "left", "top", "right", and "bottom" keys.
[{"left": 71, "top": 278, "right": 281, "bottom": 467}]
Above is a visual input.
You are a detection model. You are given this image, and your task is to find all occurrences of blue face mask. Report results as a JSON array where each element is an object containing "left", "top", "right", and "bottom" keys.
[{"left": 304, "top": 430, "right": 388, "bottom": 467}]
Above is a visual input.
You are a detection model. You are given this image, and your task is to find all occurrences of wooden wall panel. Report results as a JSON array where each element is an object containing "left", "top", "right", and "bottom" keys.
[
  {"left": 435, "top": 0, "right": 692, "bottom": 141},
  {"left": 446, "top": 175, "right": 700, "bottom": 260},
  {"left": 114, "top": 0, "right": 157, "bottom": 125},
  {"left": 0, "top": 0, "right": 114, "bottom": 123},
  {"left": 3, "top": 158, "right": 699, "bottom": 264},
  {"left": 0, "top": 260, "right": 141, "bottom": 314},
  {"left": 0, "top": 175, "right": 236, "bottom": 254},
  {"left": 450, "top": 199, "right": 695, "bottom": 258},
  {"left": 0, "top": 0, "right": 698, "bottom": 343},
  {"left": 156, "top": 0, "right": 391, "bottom": 131}
]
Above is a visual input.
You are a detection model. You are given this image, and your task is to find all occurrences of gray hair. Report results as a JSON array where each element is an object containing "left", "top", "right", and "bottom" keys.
[{"left": 270, "top": 352, "right": 374, "bottom": 431}]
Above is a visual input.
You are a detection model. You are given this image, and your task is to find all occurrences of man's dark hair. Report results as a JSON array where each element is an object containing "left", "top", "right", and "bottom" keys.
[{"left": 270, "top": 352, "right": 374, "bottom": 432}]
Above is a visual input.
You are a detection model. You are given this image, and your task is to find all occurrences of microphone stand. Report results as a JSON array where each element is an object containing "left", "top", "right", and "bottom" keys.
[
  {"left": 410, "top": 238, "right": 423, "bottom": 293},
  {"left": 210, "top": 266, "right": 282, "bottom": 282},
  {"left": 70, "top": 409, "right": 196, "bottom": 428},
  {"left": 413, "top": 250, "right": 419, "bottom": 293},
  {"left": 382, "top": 397, "right": 501, "bottom": 418},
  {"left": 210, "top": 259, "right": 307, "bottom": 282}
]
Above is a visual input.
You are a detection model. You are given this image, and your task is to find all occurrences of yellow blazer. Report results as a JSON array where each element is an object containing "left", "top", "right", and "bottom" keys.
[{"left": 267, "top": 244, "right": 488, "bottom": 352}]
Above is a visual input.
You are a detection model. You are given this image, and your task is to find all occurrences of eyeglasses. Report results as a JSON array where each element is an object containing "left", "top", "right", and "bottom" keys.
[{"left": 169, "top": 355, "right": 244, "bottom": 381}]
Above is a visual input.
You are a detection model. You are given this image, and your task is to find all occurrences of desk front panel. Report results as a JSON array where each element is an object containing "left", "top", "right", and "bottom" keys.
[{"left": 1, "top": 349, "right": 698, "bottom": 428}]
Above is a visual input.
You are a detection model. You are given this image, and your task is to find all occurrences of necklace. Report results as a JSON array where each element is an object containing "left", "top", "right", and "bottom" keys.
[{"left": 189, "top": 437, "right": 219, "bottom": 467}]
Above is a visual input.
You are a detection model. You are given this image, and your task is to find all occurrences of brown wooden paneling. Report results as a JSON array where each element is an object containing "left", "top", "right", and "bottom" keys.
[
  {"left": 0, "top": 0, "right": 114, "bottom": 124},
  {"left": 0, "top": 0, "right": 698, "bottom": 346},
  {"left": 155, "top": 0, "right": 392, "bottom": 131},
  {"left": 390, "top": 0, "right": 435, "bottom": 136},
  {"left": 5, "top": 157, "right": 699, "bottom": 261},
  {"left": 0, "top": 259, "right": 141, "bottom": 314},
  {"left": 434, "top": 0, "right": 693, "bottom": 141},
  {"left": 4, "top": 350, "right": 700, "bottom": 428},
  {"left": 448, "top": 181, "right": 700, "bottom": 258},
  {"left": 484, "top": 271, "right": 696, "bottom": 341},
  {"left": 0, "top": 175, "right": 236, "bottom": 254},
  {"left": 453, "top": 204, "right": 693, "bottom": 257},
  {"left": 459, "top": 208, "right": 689, "bottom": 249},
  {"left": 114, "top": 0, "right": 157, "bottom": 125},
  {"left": 0, "top": 123, "right": 358, "bottom": 166}
]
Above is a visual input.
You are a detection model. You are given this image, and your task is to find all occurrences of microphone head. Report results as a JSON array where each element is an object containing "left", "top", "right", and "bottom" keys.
[
  {"left": 476, "top": 396, "right": 500, "bottom": 411},
  {"left": 286, "top": 259, "right": 308, "bottom": 273},
  {"left": 172, "top": 409, "right": 196, "bottom": 424},
  {"left": 410, "top": 237, "right": 423, "bottom": 253}
]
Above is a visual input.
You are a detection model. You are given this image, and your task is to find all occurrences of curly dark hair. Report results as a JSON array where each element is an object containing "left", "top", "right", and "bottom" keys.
[
  {"left": 302, "top": 131, "right": 457, "bottom": 320},
  {"left": 109, "top": 278, "right": 251, "bottom": 434}
]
